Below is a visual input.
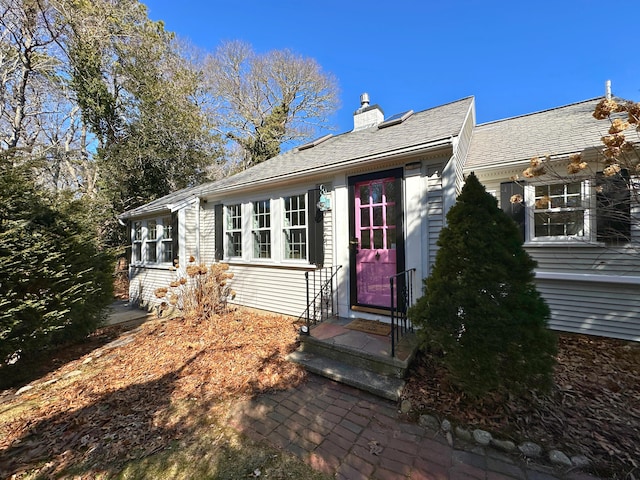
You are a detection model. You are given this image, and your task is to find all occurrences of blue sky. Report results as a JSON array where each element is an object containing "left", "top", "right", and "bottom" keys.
[{"left": 144, "top": 0, "right": 640, "bottom": 135}]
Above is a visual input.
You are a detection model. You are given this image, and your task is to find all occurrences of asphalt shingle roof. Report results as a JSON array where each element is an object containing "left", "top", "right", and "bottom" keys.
[
  {"left": 121, "top": 97, "right": 474, "bottom": 219},
  {"left": 466, "top": 97, "right": 610, "bottom": 169}
]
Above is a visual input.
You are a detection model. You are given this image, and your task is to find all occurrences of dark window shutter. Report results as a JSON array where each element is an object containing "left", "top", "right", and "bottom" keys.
[
  {"left": 308, "top": 188, "right": 324, "bottom": 267},
  {"left": 171, "top": 212, "right": 179, "bottom": 265},
  {"left": 214, "top": 204, "right": 224, "bottom": 261},
  {"left": 500, "top": 181, "right": 525, "bottom": 242},
  {"left": 597, "top": 170, "right": 630, "bottom": 244}
]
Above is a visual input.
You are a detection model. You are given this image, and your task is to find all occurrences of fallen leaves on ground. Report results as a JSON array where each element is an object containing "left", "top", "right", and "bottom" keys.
[
  {"left": 0, "top": 309, "right": 305, "bottom": 478},
  {"left": 402, "top": 333, "right": 640, "bottom": 478}
]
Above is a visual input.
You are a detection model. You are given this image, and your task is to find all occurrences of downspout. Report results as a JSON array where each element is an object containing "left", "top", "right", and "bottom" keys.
[{"left": 195, "top": 197, "right": 201, "bottom": 263}]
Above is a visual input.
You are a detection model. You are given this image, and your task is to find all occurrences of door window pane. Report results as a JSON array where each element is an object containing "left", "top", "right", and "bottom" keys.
[
  {"left": 373, "top": 206, "right": 383, "bottom": 226},
  {"left": 359, "top": 185, "right": 370, "bottom": 205}
]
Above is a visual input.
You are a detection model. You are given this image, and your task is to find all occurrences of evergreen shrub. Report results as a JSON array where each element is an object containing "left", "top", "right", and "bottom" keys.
[{"left": 408, "top": 173, "right": 557, "bottom": 397}]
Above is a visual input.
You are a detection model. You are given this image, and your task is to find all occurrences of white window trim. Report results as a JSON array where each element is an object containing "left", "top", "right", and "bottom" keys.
[
  {"left": 252, "top": 199, "right": 272, "bottom": 260},
  {"left": 222, "top": 191, "right": 311, "bottom": 266},
  {"left": 131, "top": 216, "right": 174, "bottom": 266},
  {"left": 225, "top": 204, "right": 243, "bottom": 259},
  {"left": 282, "top": 193, "right": 309, "bottom": 262},
  {"left": 525, "top": 179, "right": 596, "bottom": 245}
]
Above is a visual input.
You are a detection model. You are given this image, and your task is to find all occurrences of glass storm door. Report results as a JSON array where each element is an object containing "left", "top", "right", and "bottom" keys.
[{"left": 351, "top": 175, "right": 401, "bottom": 308}]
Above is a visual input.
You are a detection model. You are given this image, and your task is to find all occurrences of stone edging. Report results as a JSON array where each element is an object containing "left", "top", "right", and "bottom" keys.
[{"left": 400, "top": 400, "right": 591, "bottom": 472}]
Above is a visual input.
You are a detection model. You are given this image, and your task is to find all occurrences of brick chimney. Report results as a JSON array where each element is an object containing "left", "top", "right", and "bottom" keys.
[{"left": 353, "top": 93, "right": 384, "bottom": 131}]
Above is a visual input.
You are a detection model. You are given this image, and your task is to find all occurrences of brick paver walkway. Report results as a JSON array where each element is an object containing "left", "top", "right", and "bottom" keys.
[{"left": 228, "top": 374, "right": 600, "bottom": 480}]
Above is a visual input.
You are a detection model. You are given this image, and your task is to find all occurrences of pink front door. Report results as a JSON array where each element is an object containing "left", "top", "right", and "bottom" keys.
[{"left": 353, "top": 177, "right": 398, "bottom": 308}]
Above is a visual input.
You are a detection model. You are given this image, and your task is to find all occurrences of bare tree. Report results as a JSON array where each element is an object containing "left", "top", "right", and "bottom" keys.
[
  {"left": 0, "top": 0, "right": 94, "bottom": 192},
  {"left": 203, "top": 40, "right": 340, "bottom": 169}
]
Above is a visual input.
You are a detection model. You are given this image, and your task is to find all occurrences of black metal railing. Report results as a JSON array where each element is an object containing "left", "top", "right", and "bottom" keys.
[
  {"left": 299, "top": 265, "right": 342, "bottom": 334},
  {"left": 390, "top": 268, "right": 417, "bottom": 357}
]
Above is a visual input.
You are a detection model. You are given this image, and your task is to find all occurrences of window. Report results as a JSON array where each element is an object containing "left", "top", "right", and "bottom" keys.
[
  {"left": 161, "top": 216, "right": 173, "bottom": 263},
  {"left": 283, "top": 194, "right": 307, "bottom": 259},
  {"left": 252, "top": 200, "right": 271, "bottom": 258},
  {"left": 226, "top": 204, "right": 242, "bottom": 257},
  {"left": 219, "top": 191, "right": 319, "bottom": 263},
  {"left": 532, "top": 181, "right": 585, "bottom": 238},
  {"left": 133, "top": 221, "right": 142, "bottom": 263},
  {"left": 132, "top": 216, "right": 175, "bottom": 265},
  {"left": 146, "top": 219, "right": 158, "bottom": 262}
]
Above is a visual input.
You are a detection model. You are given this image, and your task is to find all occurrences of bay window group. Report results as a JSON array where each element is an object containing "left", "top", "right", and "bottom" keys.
[{"left": 131, "top": 216, "right": 174, "bottom": 265}]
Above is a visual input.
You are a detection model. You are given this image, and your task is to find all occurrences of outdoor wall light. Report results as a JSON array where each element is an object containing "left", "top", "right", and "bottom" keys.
[{"left": 300, "top": 325, "right": 310, "bottom": 335}]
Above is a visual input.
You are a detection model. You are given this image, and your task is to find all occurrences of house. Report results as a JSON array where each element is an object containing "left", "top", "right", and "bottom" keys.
[
  {"left": 467, "top": 96, "right": 640, "bottom": 341},
  {"left": 119, "top": 92, "right": 640, "bottom": 342}
]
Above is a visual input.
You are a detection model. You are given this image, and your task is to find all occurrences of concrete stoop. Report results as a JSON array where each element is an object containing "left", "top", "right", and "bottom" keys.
[
  {"left": 287, "top": 330, "right": 418, "bottom": 402},
  {"left": 287, "top": 350, "right": 405, "bottom": 402}
]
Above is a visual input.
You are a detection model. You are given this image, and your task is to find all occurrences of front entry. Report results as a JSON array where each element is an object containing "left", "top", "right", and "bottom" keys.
[{"left": 349, "top": 169, "right": 405, "bottom": 310}]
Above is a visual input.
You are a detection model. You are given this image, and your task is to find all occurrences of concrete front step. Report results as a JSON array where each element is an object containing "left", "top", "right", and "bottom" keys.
[
  {"left": 286, "top": 350, "right": 405, "bottom": 402},
  {"left": 298, "top": 334, "right": 411, "bottom": 378}
]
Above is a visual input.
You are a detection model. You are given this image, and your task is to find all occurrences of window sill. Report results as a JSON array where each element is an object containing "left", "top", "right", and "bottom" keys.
[
  {"left": 524, "top": 240, "right": 604, "bottom": 248},
  {"left": 130, "top": 263, "right": 175, "bottom": 270},
  {"left": 223, "top": 260, "right": 316, "bottom": 270}
]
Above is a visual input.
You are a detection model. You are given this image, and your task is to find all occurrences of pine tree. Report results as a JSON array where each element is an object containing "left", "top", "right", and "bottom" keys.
[
  {"left": 0, "top": 154, "right": 113, "bottom": 373},
  {"left": 409, "top": 173, "right": 557, "bottom": 397}
]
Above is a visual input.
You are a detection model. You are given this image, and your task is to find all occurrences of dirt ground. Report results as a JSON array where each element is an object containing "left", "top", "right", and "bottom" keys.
[
  {"left": 403, "top": 332, "right": 640, "bottom": 478},
  {"left": 1, "top": 308, "right": 638, "bottom": 479}
]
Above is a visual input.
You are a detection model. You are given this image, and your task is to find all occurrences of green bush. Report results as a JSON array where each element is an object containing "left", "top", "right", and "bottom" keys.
[
  {"left": 0, "top": 158, "right": 113, "bottom": 367},
  {"left": 409, "top": 173, "right": 557, "bottom": 397}
]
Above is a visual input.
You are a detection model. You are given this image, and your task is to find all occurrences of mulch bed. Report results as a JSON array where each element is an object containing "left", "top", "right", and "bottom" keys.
[
  {"left": 0, "top": 310, "right": 305, "bottom": 479},
  {"left": 402, "top": 332, "right": 640, "bottom": 478}
]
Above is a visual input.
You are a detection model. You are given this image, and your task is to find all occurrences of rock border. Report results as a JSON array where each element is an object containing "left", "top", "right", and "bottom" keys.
[{"left": 417, "top": 412, "right": 591, "bottom": 472}]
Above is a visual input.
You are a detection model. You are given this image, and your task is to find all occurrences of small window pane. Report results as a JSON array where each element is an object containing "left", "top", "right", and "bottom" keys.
[
  {"left": 148, "top": 220, "right": 157, "bottom": 240},
  {"left": 285, "top": 229, "right": 306, "bottom": 259},
  {"left": 371, "top": 183, "right": 382, "bottom": 204},
  {"left": 387, "top": 227, "right": 396, "bottom": 249},
  {"left": 359, "top": 185, "right": 370, "bottom": 205},
  {"left": 386, "top": 205, "right": 396, "bottom": 227},
  {"left": 146, "top": 242, "right": 157, "bottom": 262},
  {"left": 549, "top": 184, "right": 563, "bottom": 196},
  {"left": 360, "top": 208, "right": 370, "bottom": 227},
  {"left": 254, "top": 231, "right": 271, "bottom": 258},
  {"left": 373, "top": 206, "right": 383, "bottom": 226},
  {"left": 162, "top": 241, "right": 173, "bottom": 263},
  {"left": 134, "top": 222, "right": 142, "bottom": 241},
  {"left": 373, "top": 230, "right": 383, "bottom": 249},
  {"left": 384, "top": 180, "right": 396, "bottom": 202},
  {"left": 360, "top": 231, "right": 370, "bottom": 249}
]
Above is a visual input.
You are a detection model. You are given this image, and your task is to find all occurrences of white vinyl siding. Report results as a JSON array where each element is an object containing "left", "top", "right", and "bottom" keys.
[
  {"left": 226, "top": 264, "right": 311, "bottom": 317},
  {"left": 129, "top": 266, "right": 175, "bottom": 309},
  {"left": 425, "top": 160, "right": 445, "bottom": 275},
  {"left": 537, "top": 277, "right": 640, "bottom": 341}
]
